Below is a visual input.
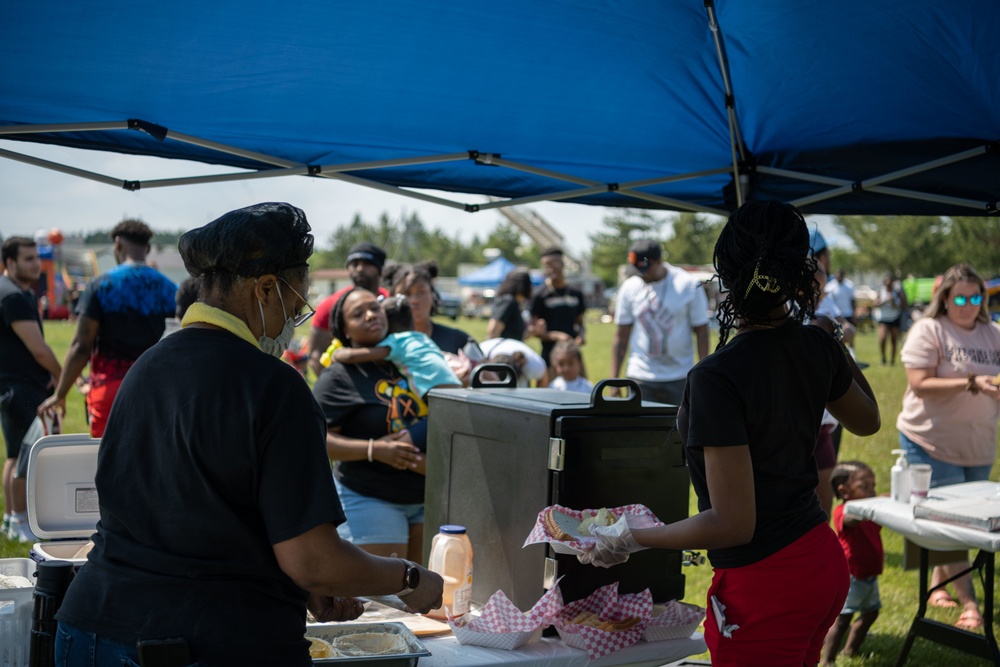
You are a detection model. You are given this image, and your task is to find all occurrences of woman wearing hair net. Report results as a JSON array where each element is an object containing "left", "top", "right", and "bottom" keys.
[{"left": 54, "top": 203, "right": 442, "bottom": 667}]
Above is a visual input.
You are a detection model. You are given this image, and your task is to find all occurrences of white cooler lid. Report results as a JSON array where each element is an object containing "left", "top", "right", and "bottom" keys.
[{"left": 26, "top": 433, "right": 101, "bottom": 540}]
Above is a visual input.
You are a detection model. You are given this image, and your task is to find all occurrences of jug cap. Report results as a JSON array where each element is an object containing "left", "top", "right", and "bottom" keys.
[{"left": 439, "top": 525, "right": 467, "bottom": 534}]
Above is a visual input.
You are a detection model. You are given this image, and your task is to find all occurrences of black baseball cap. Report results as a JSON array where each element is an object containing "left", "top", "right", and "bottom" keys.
[
  {"left": 627, "top": 239, "right": 662, "bottom": 273},
  {"left": 345, "top": 242, "right": 386, "bottom": 271}
]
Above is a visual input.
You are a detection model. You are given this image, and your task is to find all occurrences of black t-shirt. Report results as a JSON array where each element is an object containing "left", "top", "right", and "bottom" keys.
[
  {"left": 430, "top": 321, "right": 481, "bottom": 356},
  {"left": 313, "top": 361, "right": 427, "bottom": 504},
  {"left": 78, "top": 264, "right": 176, "bottom": 384},
  {"left": 0, "top": 276, "right": 49, "bottom": 388},
  {"left": 678, "top": 322, "right": 852, "bottom": 568},
  {"left": 58, "top": 328, "right": 343, "bottom": 666},
  {"left": 491, "top": 294, "right": 525, "bottom": 341},
  {"left": 529, "top": 283, "right": 586, "bottom": 360}
]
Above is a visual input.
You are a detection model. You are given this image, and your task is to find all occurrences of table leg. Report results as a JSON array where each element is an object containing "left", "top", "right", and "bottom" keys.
[
  {"left": 981, "top": 552, "right": 999, "bottom": 664},
  {"left": 895, "top": 549, "right": 999, "bottom": 666},
  {"left": 894, "top": 549, "right": 928, "bottom": 667}
]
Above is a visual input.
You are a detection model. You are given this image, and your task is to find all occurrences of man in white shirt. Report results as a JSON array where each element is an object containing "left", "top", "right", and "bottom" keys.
[
  {"left": 611, "top": 240, "right": 709, "bottom": 406},
  {"left": 824, "top": 269, "right": 856, "bottom": 326}
]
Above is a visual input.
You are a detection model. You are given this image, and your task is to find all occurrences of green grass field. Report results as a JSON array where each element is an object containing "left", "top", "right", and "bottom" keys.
[{"left": 3, "top": 315, "right": 997, "bottom": 665}]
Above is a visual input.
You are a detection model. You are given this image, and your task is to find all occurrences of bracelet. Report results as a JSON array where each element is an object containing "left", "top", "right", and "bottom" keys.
[
  {"left": 966, "top": 373, "right": 980, "bottom": 395},
  {"left": 367, "top": 438, "right": 375, "bottom": 462}
]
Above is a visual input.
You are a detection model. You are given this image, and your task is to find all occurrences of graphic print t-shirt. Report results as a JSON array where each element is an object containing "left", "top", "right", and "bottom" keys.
[
  {"left": 313, "top": 361, "right": 428, "bottom": 504},
  {"left": 897, "top": 316, "right": 1000, "bottom": 466},
  {"left": 78, "top": 265, "right": 176, "bottom": 386},
  {"left": 614, "top": 267, "right": 709, "bottom": 382}
]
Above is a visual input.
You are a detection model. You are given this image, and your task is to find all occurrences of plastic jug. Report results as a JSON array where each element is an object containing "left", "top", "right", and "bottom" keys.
[{"left": 426, "top": 525, "right": 473, "bottom": 619}]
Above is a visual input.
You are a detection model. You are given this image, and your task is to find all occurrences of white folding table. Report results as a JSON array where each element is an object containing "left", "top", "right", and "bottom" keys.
[{"left": 845, "top": 483, "right": 1000, "bottom": 666}]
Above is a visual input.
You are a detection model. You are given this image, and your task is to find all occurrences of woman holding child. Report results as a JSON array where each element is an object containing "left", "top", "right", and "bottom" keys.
[
  {"left": 583, "top": 200, "right": 881, "bottom": 667},
  {"left": 312, "top": 287, "right": 431, "bottom": 564}
]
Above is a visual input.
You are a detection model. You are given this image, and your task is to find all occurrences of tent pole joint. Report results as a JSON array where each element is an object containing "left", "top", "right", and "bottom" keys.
[
  {"left": 123, "top": 180, "right": 140, "bottom": 191},
  {"left": 127, "top": 118, "right": 168, "bottom": 142},
  {"left": 473, "top": 152, "right": 500, "bottom": 166},
  {"left": 465, "top": 203, "right": 480, "bottom": 213},
  {"left": 852, "top": 181, "right": 864, "bottom": 193},
  {"left": 308, "top": 165, "right": 321, "bottom": 175},
  {"left": 608, "top": 183, "right": 619, "bottom": 191}
]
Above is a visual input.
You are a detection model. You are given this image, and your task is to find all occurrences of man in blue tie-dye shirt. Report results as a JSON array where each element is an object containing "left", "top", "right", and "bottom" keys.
[{"left": 38, "top": 220, "right": 176, "bottom": 436}]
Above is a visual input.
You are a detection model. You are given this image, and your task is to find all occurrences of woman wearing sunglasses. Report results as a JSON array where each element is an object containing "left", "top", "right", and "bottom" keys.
[{"left": 897, "top": 262, "right": 1000, "bottom": 631}]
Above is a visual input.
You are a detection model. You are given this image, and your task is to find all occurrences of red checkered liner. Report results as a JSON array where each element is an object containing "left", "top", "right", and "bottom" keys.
[
  {"left": 447, "top": 585, "right": 564, "bottom": 650},
  {"left": 553, "top": 582, "right": 653, "bottom": 660},
  {"left": 523, "top": 503, "right": 662, "bottom": 556},
  {"left": 642, "top": 600, "right": 705, "bottom": 641}
]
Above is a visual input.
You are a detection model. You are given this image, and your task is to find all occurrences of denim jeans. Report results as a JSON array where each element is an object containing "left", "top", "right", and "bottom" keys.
[
  {"left": 56, "top": 622, "right": 141, "bottom": 667},
  {"left": 55, "top": 622, "right": 202, "bottom": 667},
  {"left": 898, "top": 431, "right": 993, "bottom": 488}
]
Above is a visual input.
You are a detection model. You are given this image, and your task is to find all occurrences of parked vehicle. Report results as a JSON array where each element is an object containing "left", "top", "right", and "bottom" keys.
[{"left": 437, "top": 292, "right": 461, "bottom": 320}]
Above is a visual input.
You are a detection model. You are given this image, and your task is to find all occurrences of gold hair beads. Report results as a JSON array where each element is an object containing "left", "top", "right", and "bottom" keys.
[{"left": 744, "top": 263, "right": 781, "bottom": 298}]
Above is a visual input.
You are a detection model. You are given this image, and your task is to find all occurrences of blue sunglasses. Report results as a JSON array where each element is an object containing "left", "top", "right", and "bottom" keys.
[{"left": 952, "top": 294, "right": 983, "bottom": 307}]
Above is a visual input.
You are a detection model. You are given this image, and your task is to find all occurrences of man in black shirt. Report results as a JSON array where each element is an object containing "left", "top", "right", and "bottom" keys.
[
  {"left": 530, "top": 247, "right": 586, "bottom": 383},
  {"left": 0, "top": 237, "right": 61, "bottom": 541}
]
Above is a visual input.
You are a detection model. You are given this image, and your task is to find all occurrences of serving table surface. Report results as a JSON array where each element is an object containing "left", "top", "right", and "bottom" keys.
[{"left": 418, "top": 633, "right": 706, "bottom": 667}]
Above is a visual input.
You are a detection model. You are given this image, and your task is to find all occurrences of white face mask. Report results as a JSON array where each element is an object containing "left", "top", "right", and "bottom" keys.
[{"left": 258, "top": 286, "right": 295, "bottom": 358}]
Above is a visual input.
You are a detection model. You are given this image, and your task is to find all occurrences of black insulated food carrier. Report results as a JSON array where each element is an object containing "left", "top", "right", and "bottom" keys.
[{"left": 424, "top": 378, "right": 690, "bottom": 612}]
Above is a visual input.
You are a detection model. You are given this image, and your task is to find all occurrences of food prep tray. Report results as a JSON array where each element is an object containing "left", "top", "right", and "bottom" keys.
[{"left": 305, "top": 621, "right": 430, "bottom": 666}]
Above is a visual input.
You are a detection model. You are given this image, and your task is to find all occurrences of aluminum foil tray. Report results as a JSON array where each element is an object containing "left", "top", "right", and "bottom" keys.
[{"left": 306, "top": 621, "right": 431, "bottom": 666}]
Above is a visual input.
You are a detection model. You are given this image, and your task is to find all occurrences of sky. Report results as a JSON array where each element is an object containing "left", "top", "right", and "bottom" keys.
[
  {"left": 0, "top": 141, "right": 610, "bottom": 258},
  {"left": 0, "top": 140, "right": 846, "bottom": 259}
]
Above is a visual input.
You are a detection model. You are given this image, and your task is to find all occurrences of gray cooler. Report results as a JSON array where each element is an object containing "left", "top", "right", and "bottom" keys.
[{"left": 424, "top": 376, "right": 690, "bottom": 612}]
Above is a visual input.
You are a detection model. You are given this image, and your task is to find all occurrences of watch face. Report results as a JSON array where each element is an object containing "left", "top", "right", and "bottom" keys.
[{"left": 405, "top": 564, "right": 420, "bottom": 590}]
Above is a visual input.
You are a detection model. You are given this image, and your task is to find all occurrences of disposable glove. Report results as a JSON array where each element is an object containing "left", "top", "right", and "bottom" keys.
[{"left": 577, "top": 514, "right": 652, "bottom": 568}]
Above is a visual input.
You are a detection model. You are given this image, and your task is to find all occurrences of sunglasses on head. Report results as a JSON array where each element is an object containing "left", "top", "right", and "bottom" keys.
[{"left": 952, "top": 294, "right": 983, "bottom": 307}]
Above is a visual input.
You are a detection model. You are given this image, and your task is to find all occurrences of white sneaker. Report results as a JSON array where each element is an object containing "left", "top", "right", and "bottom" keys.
[{"left": 7, "top": 518, "right": 38, "bottom": 544}]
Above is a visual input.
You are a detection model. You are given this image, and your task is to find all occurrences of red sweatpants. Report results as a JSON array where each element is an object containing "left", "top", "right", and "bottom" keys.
[
  {"left": 85, "top": 378, "right": 122, "bottom": 438},
  {"left": 704, "top": 522, "right": 849, "bottom": 667}
]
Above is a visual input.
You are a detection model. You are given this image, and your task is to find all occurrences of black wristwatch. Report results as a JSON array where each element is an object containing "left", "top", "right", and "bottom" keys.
[{"left": 397, "top": 559, "right": 420, "bottom": 597}]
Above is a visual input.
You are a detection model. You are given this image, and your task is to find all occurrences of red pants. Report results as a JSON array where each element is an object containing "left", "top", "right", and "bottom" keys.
[
  {"left": 705, "top": 522, "right": 849, "bottom": 667},
  {"left": 85, "top": 378, "right": 122, "bottom": 438}
]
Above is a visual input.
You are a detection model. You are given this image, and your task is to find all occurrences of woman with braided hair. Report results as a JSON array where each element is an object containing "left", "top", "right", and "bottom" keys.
[{"left": 581, "top": 200, "right": 880, "bottom": 667}]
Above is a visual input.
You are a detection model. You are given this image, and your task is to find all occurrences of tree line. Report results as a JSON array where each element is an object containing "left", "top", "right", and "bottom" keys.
[{"left": 78, "top": 211, "right": 1000, "bottom": 285}]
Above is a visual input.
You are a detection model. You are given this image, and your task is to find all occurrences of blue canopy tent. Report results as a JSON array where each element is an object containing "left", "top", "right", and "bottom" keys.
[
  {"left": 0, "top": 1, "right": 997, "bottom": 216},
  {"left": 458, "top": 257, "right": 542, "bottom": 288},
  {"left": 458, "top": 258, "right": 519, "bottom": 289}
]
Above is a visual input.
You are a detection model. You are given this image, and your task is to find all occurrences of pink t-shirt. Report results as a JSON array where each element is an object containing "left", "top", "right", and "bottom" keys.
[{"left": 897, "top": 316, "right": 1000, "bottom": 466}]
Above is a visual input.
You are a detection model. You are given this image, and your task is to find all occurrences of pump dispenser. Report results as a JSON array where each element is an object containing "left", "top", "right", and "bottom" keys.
[{"left": 891, "top": 449, "right": 911, "bottom": 503}]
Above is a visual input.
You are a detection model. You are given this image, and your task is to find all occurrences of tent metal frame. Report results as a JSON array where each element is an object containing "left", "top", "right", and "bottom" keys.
[
  {"left": 0, "top": 119, "right": 995, "bottom": 217},
  {"left": 1, "top": 3, "right": 996, "bottom": 218}
]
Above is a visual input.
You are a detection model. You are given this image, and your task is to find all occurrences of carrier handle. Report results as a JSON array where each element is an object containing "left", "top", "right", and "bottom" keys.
[
  {"left": 470, "top": 363, "right": 519, "bottom": 388},
  {"left": 589, "top": 378, "right": 644, "bottom": 412}
]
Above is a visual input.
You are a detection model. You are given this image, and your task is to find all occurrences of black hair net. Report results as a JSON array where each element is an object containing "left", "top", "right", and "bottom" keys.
[{"left": 179, "top": 202, "right": 313, "bottom": 279}]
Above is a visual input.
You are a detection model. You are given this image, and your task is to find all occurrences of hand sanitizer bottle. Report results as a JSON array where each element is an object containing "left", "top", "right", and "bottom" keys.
[{"left": 891, "top": 449, "right": 911, "bottom": 503}]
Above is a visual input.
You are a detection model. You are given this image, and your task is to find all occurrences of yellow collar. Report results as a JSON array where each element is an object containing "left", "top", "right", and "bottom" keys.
[{"left": 181, "top": 302, "right": 261, "bottom": 350}]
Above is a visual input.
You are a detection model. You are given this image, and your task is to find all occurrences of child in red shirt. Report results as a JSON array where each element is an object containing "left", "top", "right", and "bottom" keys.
[{"left": 822, "top": 461, "right": 883, "bottom": 665}]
